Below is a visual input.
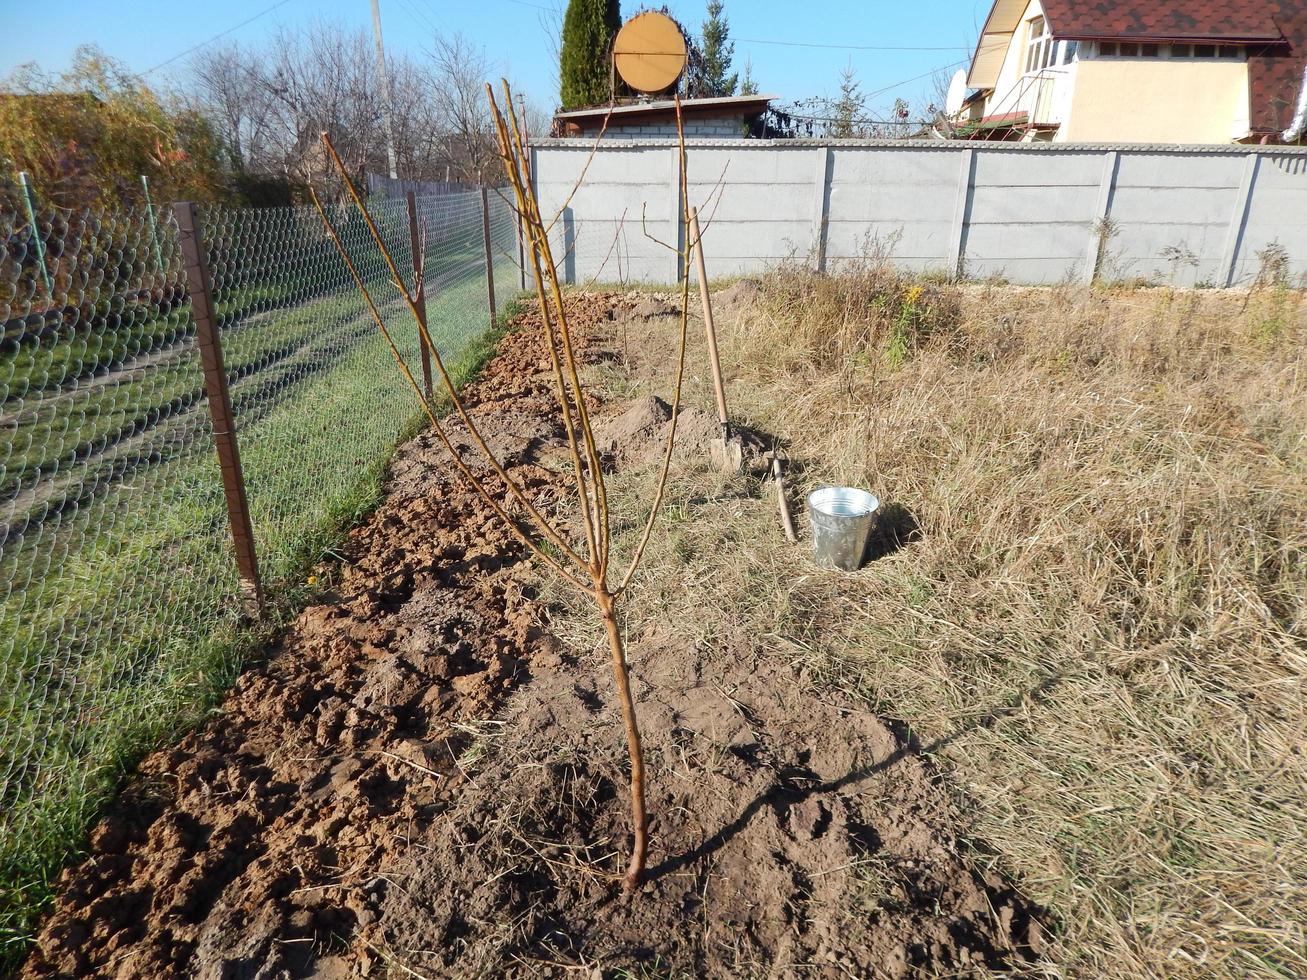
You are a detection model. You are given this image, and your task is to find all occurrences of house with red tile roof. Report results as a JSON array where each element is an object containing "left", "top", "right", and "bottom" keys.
[{"left": 960, "top": 0, "right": 1307, "bottom": 143}]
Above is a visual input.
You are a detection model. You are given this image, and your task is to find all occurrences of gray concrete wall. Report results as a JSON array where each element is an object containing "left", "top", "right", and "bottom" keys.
[{"left": 531, "top": 139, "right": 1307, "bottom": 287}]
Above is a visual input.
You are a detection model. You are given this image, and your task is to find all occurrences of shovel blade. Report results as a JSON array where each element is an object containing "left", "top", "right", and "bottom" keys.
[{"left": 711, "top": 436, "right": 744, "bottom": 475}]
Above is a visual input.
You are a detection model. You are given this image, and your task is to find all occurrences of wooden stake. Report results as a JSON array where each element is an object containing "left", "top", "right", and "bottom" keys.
[{"left": 690, "top": 207, "right": 729, "bottom": 440}]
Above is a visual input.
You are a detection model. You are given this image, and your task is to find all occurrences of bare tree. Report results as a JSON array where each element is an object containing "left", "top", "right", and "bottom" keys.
[
  {"left": 536, "top": 1, "right": 566, "bottom": 104},
  {"left": 388, "top": 57, "right": 446, "bottom": 180},
  {"left": 189, "top": 42, "right": 276, "bottom": 171},
  {"left": 429, "top": 35, "right": 503, "bottom": 184},
  {"left": 264, "top": 24, "right": 385, "bottom": 179},
  {"left": 184, "top": 22, "right": 543, "bottom": 188}
]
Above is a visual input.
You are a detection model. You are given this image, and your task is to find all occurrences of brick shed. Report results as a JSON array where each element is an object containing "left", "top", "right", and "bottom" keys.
[{"left": 553, "top": 94, "right": 777, "bottom": 140}]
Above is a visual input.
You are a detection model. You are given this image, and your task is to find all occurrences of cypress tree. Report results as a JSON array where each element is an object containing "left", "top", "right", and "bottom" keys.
[{"left": 560, "top": 0, "right": 623, "bottom": 109}]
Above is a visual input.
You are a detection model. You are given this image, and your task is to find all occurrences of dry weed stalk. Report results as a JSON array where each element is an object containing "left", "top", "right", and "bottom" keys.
[{"left": 309, "top": 82, "right": 697, "bottom": 892}]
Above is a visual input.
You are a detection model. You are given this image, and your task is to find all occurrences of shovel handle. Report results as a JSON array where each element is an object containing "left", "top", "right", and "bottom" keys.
[
  {"left": 773, "top": 460, "right": 798, "bottom": 543},
  {"left": 691, "top": 207, "right": 730, "bottom": 433}
]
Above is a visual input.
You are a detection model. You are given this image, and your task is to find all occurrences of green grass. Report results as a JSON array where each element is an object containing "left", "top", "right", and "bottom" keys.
[
  {"left": 0, "top": 258, "right": 523, "bottom": 971},
  {"left": 2, "top": 260, "right": 495, "bottom": 505}
]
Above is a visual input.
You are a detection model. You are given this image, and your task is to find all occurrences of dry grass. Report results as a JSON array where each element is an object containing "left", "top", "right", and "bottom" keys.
[{"left": 581, "top": 264, "right": 1306, "bottom": 978}]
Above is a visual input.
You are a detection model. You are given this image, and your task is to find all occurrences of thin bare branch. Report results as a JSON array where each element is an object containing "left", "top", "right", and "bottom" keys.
[
  {"left": 581, "top": 208, "right": 630, "bottom": 290},
  {"left": 488, "top": 86, "right": 601, "bottom": 567},
  {"left": 620, "top": 98, "right": 695, "bottom": 593},
  {"left": 640, "top": 201, "right": 680, "bottom": 254},
  {"left": 498, "top": 80, "right": 611, "bottom": 566},
  {"left": 308, "top": 187, "right": 590, "bottom": 594},
  {"left": 318, "top": 133, "right": 588, "bottom": 573}
]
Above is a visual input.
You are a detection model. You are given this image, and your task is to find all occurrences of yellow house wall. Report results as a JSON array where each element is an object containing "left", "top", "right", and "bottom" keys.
[{"left": 1063, "top": 59, "right": 1249, "bottom": 142}]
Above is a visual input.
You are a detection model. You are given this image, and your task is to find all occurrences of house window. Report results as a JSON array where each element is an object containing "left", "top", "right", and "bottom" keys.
[
  {"left": 1025, "top": 16, "right": 1055, "bottom": 72},
  {"left": 1101, "top": 41, "right": 1241, "bottom": 59},
  {"left": 1100, "top": 41, "right": 1158, "bottom": 57},
  {"left": 1061, "top": 40, "right": 1079, "bottom": 64},
  {"left": 1173, "top": 43, "right": 1242, "bottom": 58}
]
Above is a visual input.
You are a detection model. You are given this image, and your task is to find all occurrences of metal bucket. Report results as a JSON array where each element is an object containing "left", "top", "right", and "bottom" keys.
[{"left": 807, "top": 486, "right": 879, "bottom": 571}]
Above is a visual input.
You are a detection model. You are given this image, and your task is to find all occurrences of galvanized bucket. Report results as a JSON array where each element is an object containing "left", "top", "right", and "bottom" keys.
[{"left": 807, "top": 486, "right": 880, "bottom": 571}]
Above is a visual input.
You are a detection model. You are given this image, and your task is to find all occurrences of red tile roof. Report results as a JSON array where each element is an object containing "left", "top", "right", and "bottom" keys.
[
  {"left": 1040, "top": 1, "right": 1307, "bottom": 136},
  {"left": 1248, "top": 2, "right": 1307, "bottom": 133},
  {"left": 1040, "top": 0, "right": 1286, "bottom": 40}
]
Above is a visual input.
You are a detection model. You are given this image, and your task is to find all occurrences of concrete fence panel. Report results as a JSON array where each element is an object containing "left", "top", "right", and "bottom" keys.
[
  {"left": 1109, "top": 152, "right": 1246, "bottom": 285},
  {"left": 826, "top": 146, "right": 961, "bottom": 272},
  {"left": 1234, "top": 153, "right": 1307, "bottom": 284},
  {"left": 964, "top": 149, "right": 1105, "bottom": 282},
  {"left": 532, "top": 139, "right": 1307, "bottom": 288}
]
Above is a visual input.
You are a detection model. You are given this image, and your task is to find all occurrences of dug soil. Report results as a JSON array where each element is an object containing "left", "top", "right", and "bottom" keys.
[{"left": 23, "top": 294, "right": 1044, "bottom": 978}]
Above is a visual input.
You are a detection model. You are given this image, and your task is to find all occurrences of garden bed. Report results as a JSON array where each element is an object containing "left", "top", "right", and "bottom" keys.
[{"left": 21, "top": 292, "right": 1042, "bottom": 978}]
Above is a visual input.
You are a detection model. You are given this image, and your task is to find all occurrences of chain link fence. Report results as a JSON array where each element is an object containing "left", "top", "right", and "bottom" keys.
[{"left": 0, "top": 186, "right": 523, "bottom": 948}]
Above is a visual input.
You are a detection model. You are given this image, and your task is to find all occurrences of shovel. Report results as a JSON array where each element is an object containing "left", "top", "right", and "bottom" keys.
[{"left": 691, "top": 207, "right": 744, "bottom": 475}]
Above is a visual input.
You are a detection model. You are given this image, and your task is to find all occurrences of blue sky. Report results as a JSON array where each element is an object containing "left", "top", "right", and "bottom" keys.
[{"left": 2, "top": 0, "right": 990, "bottom": 114}]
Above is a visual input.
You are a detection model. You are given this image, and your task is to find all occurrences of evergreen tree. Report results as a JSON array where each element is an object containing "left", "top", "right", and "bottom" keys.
[
  {"left": 691, "top": 1, "right": 737, "bottom": 98},
  {"left": 739, "top": 56, "right": 759, "bottom": 96},
  {"left": 830, "top": 65, "right": 866, "bottom": 138},
  {"left": 560, "top": 0, "right": 623, "bottom": 109}
]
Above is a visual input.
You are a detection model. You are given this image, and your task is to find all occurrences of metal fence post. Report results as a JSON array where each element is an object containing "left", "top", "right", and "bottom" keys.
[
  {"left": 18, "top": 171, "right": 53, "bottom": 300},
  {"left": 405, "top": 190, "right": 434, "bottom": 399},
  {"left": 173, "top": 201, "right": 264, "bottom": 617},
  {"left": 140, "top": 175, "right": 165, "bottom": 281},
  {"left": 481, "top": 187, "right": 498, "bottom": 327}
]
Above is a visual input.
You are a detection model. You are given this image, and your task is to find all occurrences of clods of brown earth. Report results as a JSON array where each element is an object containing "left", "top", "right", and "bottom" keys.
[
  {"left": 591, "top": 394, "right": 765, "bottom": 472},
  {"left": 23, "top": 292, "right": 1045, "bottom": 978}
]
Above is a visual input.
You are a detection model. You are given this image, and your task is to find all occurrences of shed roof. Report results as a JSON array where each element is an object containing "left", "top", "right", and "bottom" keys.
[{"left": 554, "top": 94, "right": 777, "bottom": 124}]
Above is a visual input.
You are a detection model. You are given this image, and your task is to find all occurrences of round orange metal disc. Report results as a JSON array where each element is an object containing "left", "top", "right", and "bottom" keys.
[{"left": 613, "top": 11, "right": 688, "bottom": 94}]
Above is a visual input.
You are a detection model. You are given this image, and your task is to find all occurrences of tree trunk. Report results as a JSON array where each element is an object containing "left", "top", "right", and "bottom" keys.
[{"left": 597, "top": 587, "right": 648, "bottom": 891}]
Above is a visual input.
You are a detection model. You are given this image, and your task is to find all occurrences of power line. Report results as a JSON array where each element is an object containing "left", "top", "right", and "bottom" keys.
[
  {"left": 482, "top": 0, "right": 967, "bottom": 51},
  {"left": 864, "top": 59, "right": 968, "bottom": 99},
  {"left": 140, "top": 0, "right": 298, "bottom": 76},
  {"left": 734, "top": 38, "right": 970, "bottom": 52},
  {"left": 394, "top": 0, "right": 440, "bottom": 36}
]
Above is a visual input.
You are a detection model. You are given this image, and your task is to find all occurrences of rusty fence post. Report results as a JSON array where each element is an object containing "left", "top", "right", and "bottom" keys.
[
  {"left": 405, "top": 190, "right": 434, "bottom": 399},
  {"left": 480, "top": 187, "right": 497, "bottom": 328},
  {"left": 173, "top": 201, "right": 263, "bottom": 617}
]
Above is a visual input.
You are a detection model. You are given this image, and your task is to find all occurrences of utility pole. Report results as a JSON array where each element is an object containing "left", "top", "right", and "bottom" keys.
[{"left": 369, "top": 0, "right": 399, "bottom": 180}]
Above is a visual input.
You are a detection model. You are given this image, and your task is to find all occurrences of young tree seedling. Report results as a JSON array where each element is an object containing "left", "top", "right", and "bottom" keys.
[{"left": 310, "top": 81, "right": 697, "bottom": 892}]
